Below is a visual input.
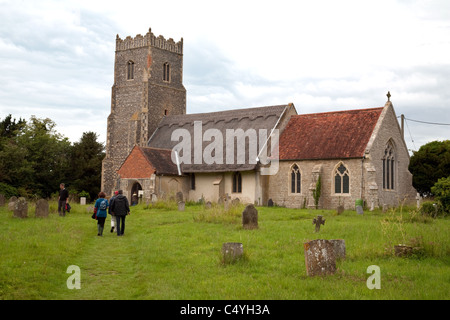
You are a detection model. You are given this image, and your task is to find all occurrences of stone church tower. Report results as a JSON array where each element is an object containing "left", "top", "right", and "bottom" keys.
[{"left": 101, "top": 28, "right": 186, "bottom": 196}]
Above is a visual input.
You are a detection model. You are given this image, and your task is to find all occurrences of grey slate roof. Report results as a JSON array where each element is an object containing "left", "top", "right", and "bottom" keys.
[{"left": 148, "top": 104, "right": 290, "bottom": 173}]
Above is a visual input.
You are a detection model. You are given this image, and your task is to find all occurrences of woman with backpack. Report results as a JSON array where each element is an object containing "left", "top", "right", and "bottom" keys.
[{"left": 94, "top": 192, "right": 109, "bottom": 236}]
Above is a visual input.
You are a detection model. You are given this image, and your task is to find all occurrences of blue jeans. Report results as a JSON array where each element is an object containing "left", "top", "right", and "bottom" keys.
[{"left": 115, "top": 215, "right": 126, "bottom": 236}]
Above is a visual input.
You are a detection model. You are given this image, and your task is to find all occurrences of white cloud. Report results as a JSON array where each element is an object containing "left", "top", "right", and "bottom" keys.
[{"left": 0, "top": 0, "right": 448, "bottom": 150}]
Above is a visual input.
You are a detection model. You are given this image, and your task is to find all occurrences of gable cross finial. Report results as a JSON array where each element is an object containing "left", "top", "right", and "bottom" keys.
[{"left": 387, "top": 91, "right": 391, "bottom": 102}]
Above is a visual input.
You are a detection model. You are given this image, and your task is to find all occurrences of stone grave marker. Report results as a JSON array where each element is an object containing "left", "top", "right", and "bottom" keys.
[
  {"left": 80, "top": 197, "right": 86, "bottom": 205},
  {"left": 242, "top": 204, "right": 258, "bottom": 229},
  {"left": 35, "top": 199, "right": 49, "bottom": 218},
  {"left": 205, "top": 201, "right": 212, "bottom": 209},
  {"left": 313, "top": 215, "right": 325, "bottom": 232},
  {"left": 8, "top": 196, "right": 17, "bottom": 211},
  {"left": 176, "top": 191, "right": 184, "bottom": 203},
  {"left": 336, "top": 205, "right": 344, "bottom": 215},
  {"left": 178, "top": 201, "right": 185, "bottom": 211},
  {"left": 267, "top": 199, "right": 274, "bottom": 207},
  {"left": 13, "top": 197, "right": 28, "bottom": 218},
  {"left": 304, "top": 239, "right": 336, "bottom": 276},
  {"left": 222, "top": 242, "right": 244, "bottom": 264},
  {"left": 231, "top": 198, "right": 240, "bottom": 206}
]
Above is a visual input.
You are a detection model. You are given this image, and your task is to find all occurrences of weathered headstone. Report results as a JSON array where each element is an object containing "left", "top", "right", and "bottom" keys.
[
  {"left": 242, "top": 204, "right": 258, "bottom": 229},
  {"left": 313, "top": 215, "right": 325, "bottom": 232},
  {"left": 8, "top": 196, "right": 17, "bottom": 211},
  {"left": 151, "top": 193, "right": 158, "bottom": 203},
  {"left": 178, "top": 201, "right": 185, "bottom": 211},
  {"left": 267, "top": 199, "right": 274, "bottom": 207},
  {"left": 329, "top": 239, "right": 346, "bottom": 260},
  {"left": 0, "top": 194, "right": 5, "bottom": 206},
  {"left": 231, "top": 198, "right": 240, "bottom": 206},
  {"left": 80, "top": 197, "right": 86, "bottom": 205},
  {"left": 356, "top": 206, "right": 364, "bottom": 215},
  {"left": 205, "top": 201, "right": 212, "bottom": 209},
  {"left": 176, "top": 191, "right": 184, "bottom": 203},
  {"left": 13, "top": 197, "right": 28, "bottom": 218},
  {"left": 336, "top": 205, "right": 344, "bottom": 215},
  {"left": 304, "top": 239, "right": 336, "bottom": 276},
  {"left": 35, "top": 199, "right": 49, "bottom": 218},
  {"left": 222, "top": 242, "right": 244, "bottom": 264}
]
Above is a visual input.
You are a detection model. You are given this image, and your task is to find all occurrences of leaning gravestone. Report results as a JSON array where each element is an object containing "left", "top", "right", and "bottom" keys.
[
  {"left": 304, "top": 239, "right": 336, "bottom": 276},
  {"left": 242, "top": 204, "right": 258, "bottom": 229},
  {"left": 222, "top": 242, "right": 244, "bottom": 264},
  {"left": 0, "top": 194, "right": 5, "bottom": 206},
  {"left": 35, "top": 199, "right": 49, "bottom": 218},
  {"left": 13, "top": 197, "right": 28, "bottom": 218}
]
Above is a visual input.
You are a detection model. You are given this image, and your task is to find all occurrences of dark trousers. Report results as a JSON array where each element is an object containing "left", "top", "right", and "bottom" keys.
[
  {"left": 115, "top": 215, "right": 126, "bottom": 235},
  {"left": 58, "top": 200, "right": 66, "bottom": 216},
  {"left": 97, "top": 217, "right": 106, "bottom": 228}
]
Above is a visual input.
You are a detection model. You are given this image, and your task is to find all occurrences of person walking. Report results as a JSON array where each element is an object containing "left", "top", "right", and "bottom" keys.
[
  {"left": 58, "top": 183, "right": 69, "bottom": 217},
  {"left": 108, "top": 191, "right": 118, "bottom": 233},
  {"left": 110, "top": 190, "right": 130, "bottom": 236},
  {"left": 94, "top": 192, "right": 109, "bottom": 236}
]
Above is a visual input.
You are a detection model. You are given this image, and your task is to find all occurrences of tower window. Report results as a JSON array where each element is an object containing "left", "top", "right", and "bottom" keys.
[
  {"left": 163, "top": 62, "right": 170, "bottom": 82},
  {"left": 127, "top": 61, "right": 134, "bottom": 80}
]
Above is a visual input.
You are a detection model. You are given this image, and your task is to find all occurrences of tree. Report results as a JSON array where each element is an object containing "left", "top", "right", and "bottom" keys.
[
  {"left": 409, "top": 140, "right": 450, "bottom": 196},
  {"left": 69, "top": 132, "right": 105, "bottom": 201},
  {"left": 16, "top": 116, "right": 72, "bottom": 198},
  {"left": 431, "top": 176, "right": 450, "bottom": 215}
]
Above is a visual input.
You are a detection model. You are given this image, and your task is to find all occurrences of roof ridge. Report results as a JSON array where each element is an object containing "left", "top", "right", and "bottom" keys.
[{"left": 297, "top": 107, "right": 383, "bottom": 117}]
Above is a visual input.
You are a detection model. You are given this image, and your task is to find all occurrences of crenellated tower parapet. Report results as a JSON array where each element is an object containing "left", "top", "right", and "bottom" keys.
[{"left": 115, "top": 28, "right": 183, "bottom": 54}]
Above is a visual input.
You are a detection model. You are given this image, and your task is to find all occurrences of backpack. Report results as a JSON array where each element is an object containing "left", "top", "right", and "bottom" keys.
[{"left": 100, "top": 199, "right": 107, "bottom": 211}]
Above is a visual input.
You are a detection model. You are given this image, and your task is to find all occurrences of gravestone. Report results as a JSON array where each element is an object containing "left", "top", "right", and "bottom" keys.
[
  {"left": 8, "top": 196, "right": 17, "bottom": 211},
  {"left": 329, "top": 239, "right": 346, "bottom": 260},
  {"left": 0, "top": 194, "right": 5, "bottom": 206},
  {"left": 205, "top": 201, "right": 212, "bottom": 209},
  {"left": 267, "top": 199, "right": 274, "bottom": 207},
  {"left": 178, "top": 201, "right": 185, "bottom": 211},
  {"left": 222, "top": 242, "right": 244, "bottom": 264},
  {"left": 356, "top": 206, "right": 364, "bottom": 215},
  {"left": 313, "top": 215, "right": 325, "bottom": 232},
  {"left": 176, "top": 191, "right": 184, "bottom": 203},
  {"left": 242, "top": 204, "right": 258, "bottom": 229},
  {"left": 304, "top": 239, "right": 336, "bottom": 276},
  {"left": 80, "top": 197, "right": 86, "bottom": 205},
  {"left": 35, "top": 199, "right": 49, "bottom": 218},
  {"left": 231, "top": 198, "right": 240, "bottom": 206},
  {"left": 151, "top": 193, "right": 158, "bottom": 203},
  {"left": 13, "top": 197, "right": 28, "bottom": 218},
  {"left": 336, "top": 205, "right": 344, "bottom": 215}
]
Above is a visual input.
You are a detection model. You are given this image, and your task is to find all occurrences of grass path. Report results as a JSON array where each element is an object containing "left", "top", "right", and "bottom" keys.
[{"left": 1, "top": 203, "right": 449, "bottom": 300}]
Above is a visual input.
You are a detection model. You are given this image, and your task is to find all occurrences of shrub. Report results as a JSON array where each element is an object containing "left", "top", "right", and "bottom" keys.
[
  {"left": 0, "top": 182, "right": 18, "bottom": 198},
  {"left": 431, "top": 176, "right": 450, "bottom": 215}
]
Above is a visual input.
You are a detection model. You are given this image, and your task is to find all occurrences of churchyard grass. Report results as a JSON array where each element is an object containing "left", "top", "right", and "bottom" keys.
[{"left": 0, "top": 201, "right": 448, "bottom": 300}]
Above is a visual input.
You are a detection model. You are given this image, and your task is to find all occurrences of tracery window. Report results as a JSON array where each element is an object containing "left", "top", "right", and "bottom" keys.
[
  {"left": 334, "top": 163, "right": 349, "bottom": 194},
  {"left": 290, "top": 164, "right": 301, "bottom": 194},
  {"left": 383, "top": 141, "right": 395, "bottom": 190}
]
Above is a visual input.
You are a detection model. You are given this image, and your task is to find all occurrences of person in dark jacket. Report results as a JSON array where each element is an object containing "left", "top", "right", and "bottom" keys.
[
  {"left": 108, "top": 191, "right": 118, "bottom": 233},
  {"left": 109, "top": 190, "right": 130, "bottom": 236},
  {"left": 58, "top": 183, "right": 69, "bottom": 217}
]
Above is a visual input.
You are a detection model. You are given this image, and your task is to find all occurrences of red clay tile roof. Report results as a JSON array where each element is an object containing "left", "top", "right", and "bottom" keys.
[{"left": 278, "top": 107, "right": 383, "bottom": 160}]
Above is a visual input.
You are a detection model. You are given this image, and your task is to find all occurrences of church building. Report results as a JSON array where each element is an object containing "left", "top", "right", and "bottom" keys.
[{"left": 101, "top": 28, "right": 417, "bottom": 210}]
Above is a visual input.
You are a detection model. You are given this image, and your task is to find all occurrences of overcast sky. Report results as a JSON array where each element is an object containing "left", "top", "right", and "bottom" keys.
[{"left": 0, "top": 0, "right": 449, "bottom": 153}]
